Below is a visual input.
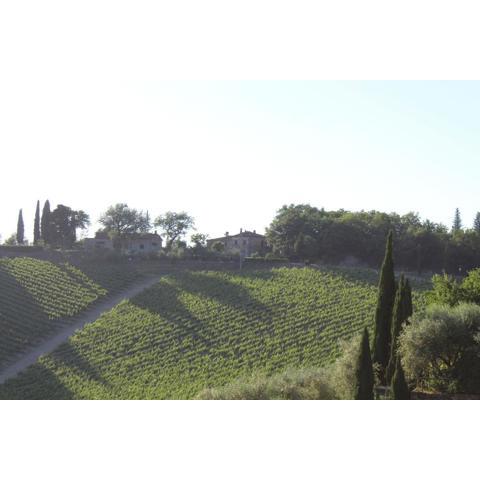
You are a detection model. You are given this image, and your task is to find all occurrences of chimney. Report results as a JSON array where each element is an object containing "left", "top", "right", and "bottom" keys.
[
  {"left": 253, "top": 230, "right": 256, "bottom": 234},
  {"left": 225, "top": 231, "right": 229, "bottom": 237},
  {"left": 240, "top": 228, "right": 243, "bottom": 233}
]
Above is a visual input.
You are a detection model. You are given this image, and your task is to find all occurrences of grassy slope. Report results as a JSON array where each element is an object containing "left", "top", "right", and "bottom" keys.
[
  {"left": 0, "top": 258, "right": 141, "bottom": 368},
  {"left": 0, "top": 266, "right": 427, "bottom": 399}
]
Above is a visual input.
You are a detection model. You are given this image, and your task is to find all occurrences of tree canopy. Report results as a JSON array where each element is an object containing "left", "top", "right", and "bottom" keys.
[
  {"left": 99, "top": 204, "right": 150, "bottom": 237},
  {"left": 49, "top": 205, "right": 90, "bottom": 248},
  {"left": 266, "top": 204, "right": 480, "bottom": 273},
  {"left": 154, "top": 211, "right": 195, "bottom": 249}
]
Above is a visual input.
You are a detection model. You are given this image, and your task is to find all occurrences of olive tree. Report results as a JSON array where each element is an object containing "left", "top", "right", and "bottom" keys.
[{"left": 398, "top": 303, "right": 480, "bottom": 394}]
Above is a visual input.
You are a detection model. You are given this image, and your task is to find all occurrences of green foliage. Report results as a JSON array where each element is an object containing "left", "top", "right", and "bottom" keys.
[
  {"left": 373, "top": 231, "right": 396, "bottom": 371},
  {"left": 474, "top": 212, "right": 480, "bottom": 234},
  {"left": 354, "top": 327, "right": 374, "bottom": 400},
  {"left": 294, "top": 233, "right": 318, "bottom": 260},
  {"left": 452, "top": 208, "right": 463, "bottom": 233},
  {"left": 427, "top": 273, "right": 464, "bottom": 306},
  {"left": 0, "top": 266, "right": 424, "bottom": 400},
  {"left": 99, "top": 203, "right": 150, "bottom": 237},
  {"left": 386, "top": 275, "right": 412, "bottom": 383},
  {"left": 266, "top": 203, "right": 480, "bottom": 274},
  {"left": 16, "top": 209, "right": 24, "bottom": 245},
  {"left": 460, "top": 269, "right": 480, "bottom": 304},
  {"left": 33, "top": 200, "right": 41, "bottom": 245},
  {"left": 49, "top": 204, "right": 90, "bottom": 248},
  {"left": 398, "top": 303, "right": 480, "bottom": 394},
  {"left": 391, "top": 357, "right": 410, "bottom": 400},
  {"left": 41, "top": 200, "right": 52, "bottom": 244},
  {"left": 427, "top": 269, "right": 480, "bottom": 307},
  {"left": 154, "top": 211, "right": 195, "bottom": 249},
  {"left": 198, "top": 368, "right": 337, "bottom": 400}
]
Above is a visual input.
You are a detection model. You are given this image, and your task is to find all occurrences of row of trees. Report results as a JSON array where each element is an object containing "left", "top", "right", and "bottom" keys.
[
  {"left": 5, "top": 202, "right": 198, "bottom": 251},
  {"left": 97, "top": 204, "right": 195, "bottom": 250},
  {"left": 6, "top": 200, "right": 90, "bottom": 248},
  {"left": 267, "top": 204, "right": 480, "bottom": 273}
]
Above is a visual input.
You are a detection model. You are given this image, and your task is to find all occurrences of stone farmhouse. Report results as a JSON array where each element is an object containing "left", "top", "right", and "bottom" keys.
[
  {"left": 207, "top": 229, "right": 267, "bottom": 257},
  {"left": 84, "top": 231, "right": 163, "bottom": 255}
]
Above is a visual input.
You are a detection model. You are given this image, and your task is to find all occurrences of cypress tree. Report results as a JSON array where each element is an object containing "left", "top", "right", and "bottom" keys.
[
  {"left": 41, "top": 200, "right": 51, "bottom": 245},
  {"left": 354, "top": 327, "right": 374, "bottom": 400},
  {"left": 372, "top": 230, "right": 396, "bottom": 373},
  {"left": 474, "top": 212, "right": 480, "bottom": 234},
  {"left": 33, "top": 200, "right": 41, "bottom": 244},
  {"left": 452, "top": 208, "right": 462, "bottom": 233},
  {"left": 16, "top": 209, "right": 25, "bottom": 245},
  {"left": 391, "top": 357, "right": 410, "bottom": 400},
  {"left": 386, "top": 275, "right": 411, "bottom": 384},
  {"left": 404, "top": 278, "right": 413, "bottom": 319}
]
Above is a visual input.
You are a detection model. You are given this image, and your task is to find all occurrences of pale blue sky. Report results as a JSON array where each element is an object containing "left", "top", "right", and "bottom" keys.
[{"left": 1, "top": 81, "right": 479, "bottom": 242}]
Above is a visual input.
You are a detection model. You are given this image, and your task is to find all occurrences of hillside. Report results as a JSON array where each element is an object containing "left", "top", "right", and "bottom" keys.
[
  {"left": 0, "top": 257, "right": 141, "bottom": 368},
  {"left": 0, "top": 266, "right": 427, "bottom": 399}
]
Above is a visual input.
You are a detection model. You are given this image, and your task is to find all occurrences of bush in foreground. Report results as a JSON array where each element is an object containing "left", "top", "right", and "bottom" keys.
[
  {"left": 399, "top": 303, "right": 480, "bottom": 394},
  {"left": 197, "top": 368, "right": 337, "bottom": 400}
]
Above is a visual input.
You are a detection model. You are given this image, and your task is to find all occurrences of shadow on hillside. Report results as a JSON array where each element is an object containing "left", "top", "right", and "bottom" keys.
[
  {"left": 170, "top": 271, "right": 273, "bottom": 314},
  {"left": 0, "top": 363, "right": 74, "bottom": 400},
  {"left": 131, "top": 282, "right": 220, "bottom": 350},
  {"left": 130, "top": 271, "right": 275, "bottom": 350},
  {"left": 50, "top": 340, "right": 107, "bottom": 387}
]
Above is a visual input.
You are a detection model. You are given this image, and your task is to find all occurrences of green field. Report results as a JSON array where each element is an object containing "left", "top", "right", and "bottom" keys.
[
  {"left": 0, "top": 266, "right": 427, "bottom": 399},
  {"left": 0, "top": 257, "right": 141, "bottom": 368}
]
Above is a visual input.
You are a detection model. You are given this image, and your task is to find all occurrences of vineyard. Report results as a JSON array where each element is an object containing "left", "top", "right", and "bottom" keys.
[
  {"left": 0, "top": 266, "right": 428, "bottom": 399},
  {"left": 0, "top": 257, "right": 142, "bottom": 368}
]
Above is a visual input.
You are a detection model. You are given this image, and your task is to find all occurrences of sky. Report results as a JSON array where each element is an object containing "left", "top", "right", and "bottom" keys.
[{"left": 1, "top": 80, "right": 480, "bottom": 242}]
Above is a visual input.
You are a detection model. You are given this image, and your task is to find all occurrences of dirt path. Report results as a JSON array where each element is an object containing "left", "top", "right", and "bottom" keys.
[{"left": 0, "top": 275, "right": 163, "bottom": 385}]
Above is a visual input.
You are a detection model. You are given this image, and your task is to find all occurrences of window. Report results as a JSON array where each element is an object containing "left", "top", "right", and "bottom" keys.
[
  {"left": 243, "top": 240, "right": 247, "bottom": 245},
  {"left": 234, "top": 240, "right": 238, "bottom": 245},
  {"left": 152, "top": 242, "right": 158, "bottom": 247},
  {"left": 139, "top": 244, "right": 144, "bottom": 250}
]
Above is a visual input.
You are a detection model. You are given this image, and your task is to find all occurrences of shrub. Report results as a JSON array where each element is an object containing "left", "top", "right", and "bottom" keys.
[
  {"left": 461, "top": 269, "right": 480, "bottom": 304},
  {"left": 427, "top": 269, "right": 480, "bottom": 307},
  {"left": 426, "top": 273, "right": 465, "bottom": 306},
  {"left": 398, "top": 303, "right": 480, "bottom": 394},
  {"left": 197, "top": 368, "right": 337, "bottom": 400}
]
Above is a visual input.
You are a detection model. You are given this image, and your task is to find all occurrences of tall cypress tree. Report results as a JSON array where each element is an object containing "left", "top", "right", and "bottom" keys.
[
  {"left": 452, "top": 208, "right": 462, "bottom": 233},
  {"left": 391, "top": 356, "right": 410, "bottom": 400},
  {"left": 385, "top": 275, "right": 412, "bottom": 384},
  {"left": 33, "top": 200, "right": 41, "bottom": 244},
  {"left": 354, "top": 327, "right": 374, "bottom": 400},
  {"left": 372, "top": 230, "right": 396, "bottom": 372},
  {"left": 41, "top": 200, "right": 51, "bottom": 245},
  {"left": 474, "top": 212, "right": 480, "bottom": 234},
  {"left": 16, "top": 209, "right": 25, "bottom": 245}
]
